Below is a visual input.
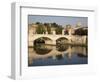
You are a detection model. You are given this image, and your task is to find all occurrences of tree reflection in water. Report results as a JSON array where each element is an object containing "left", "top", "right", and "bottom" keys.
[
  {"left": 56, "top": 54, "right": 63, "bottom": 60},
  {"left": 28, "top": 43, "right": 88, "bottom": 66},
  {"left": 34, "top": 44, "right": 52, "bottom": 55},
  {"left": 77, "top": 53, "right": 87, "bottom": 57},
  {"left": 56, "top": 44, "right": 69, "bottom": 52}
]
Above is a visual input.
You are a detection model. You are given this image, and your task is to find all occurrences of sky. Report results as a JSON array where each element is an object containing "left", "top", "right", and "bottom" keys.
[{"left": 28, "top": 15, "right": 88, "bottom": 28}]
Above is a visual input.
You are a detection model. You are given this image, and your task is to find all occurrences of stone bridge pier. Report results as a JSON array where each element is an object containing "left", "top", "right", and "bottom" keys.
[{"left": 52, "top": 40, "right": 56, "bottom": 45}]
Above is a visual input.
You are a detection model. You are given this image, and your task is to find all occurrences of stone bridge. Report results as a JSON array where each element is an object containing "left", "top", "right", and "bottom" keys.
[{"left": 28, "top": 33, "right": 87, "bottom": 47}]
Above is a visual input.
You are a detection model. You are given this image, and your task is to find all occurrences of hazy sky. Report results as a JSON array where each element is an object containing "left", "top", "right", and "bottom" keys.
[{"left": 28, "top": 15, "right": 88, "bottom": 27}]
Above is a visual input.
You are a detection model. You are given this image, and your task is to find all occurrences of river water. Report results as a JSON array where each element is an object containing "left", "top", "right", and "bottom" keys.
[{"left": 28, "top": 44, "right": 88, "bottom": 66}]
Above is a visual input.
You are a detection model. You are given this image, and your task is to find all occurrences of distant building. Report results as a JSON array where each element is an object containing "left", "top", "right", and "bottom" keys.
[
  {"left": 65, "top": 24, "right": 75, "bottom": 35},
  {"left": 76, "top": 22, "right": 82, "bottom": 28},
  {"left": 28, "top": 23, "right": 38, "bottom": 35}
]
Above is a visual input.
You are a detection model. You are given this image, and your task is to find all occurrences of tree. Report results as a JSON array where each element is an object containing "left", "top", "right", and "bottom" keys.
[
  {"left": 55, "top": 25, "right": 63, "bottom": 34},
  {"left": 44, "top": 23, "right": 51, "bottom": 34},
  {"left": 36, "top": 22, "right": 41, "bottom": 25},
  {"left": 74, "top": 28, "right": 88, "bottom": 36},
  {"left": 47, "top": 25, "right": 51, "bottom": 34},
  {"left": 36, "top": 24, "right": 46, "bottom": 34},
  {"left": 51, "top": 22, "right": 58, "bottom": 27},
  {"left": 44, "top": 23, "right": 48, "bottom": 26}
]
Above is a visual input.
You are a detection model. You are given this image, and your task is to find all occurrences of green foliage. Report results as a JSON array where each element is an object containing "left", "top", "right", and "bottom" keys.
[
  {"left": 44, "top": 23, "right": 51, "bottom": 34},
  {"left": 45, "top": 22, "right": 63, "bottom": 34},
  {"left": 47, "top": 25, "right": 51, "bottom": 34},
  {"left": 51, "top": 22, "right": 58, "bottom": 27},
  {"left": 36, "top": 24, "right": 46, "bottom": 34},
  {"left": 55, "top": 26, "right": 63, "bottom": 34},
  {"left": 36, "top": 22, "right": 41, "bottom": 25},
  {"left": 75, "top": 28, "right": 88, "bottom": 35}
]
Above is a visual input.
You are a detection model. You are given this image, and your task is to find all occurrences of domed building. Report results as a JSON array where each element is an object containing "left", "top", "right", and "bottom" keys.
[{"left": 65, "top": 24, "right": 75, "bottom": 35}]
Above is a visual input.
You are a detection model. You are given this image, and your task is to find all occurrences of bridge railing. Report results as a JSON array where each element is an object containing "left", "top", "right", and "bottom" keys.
[{"left": 32, "top": 30, "right": 70, "bottom": 35}]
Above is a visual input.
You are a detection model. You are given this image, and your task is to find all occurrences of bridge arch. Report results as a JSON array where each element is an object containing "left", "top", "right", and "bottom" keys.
[
  {"left": 33, "top": 36, "right": 53, "bottom": 42},
  {"left": 34, "top": 36, "right": 53, "bottom": 45},
  {"left": 28, "top": 34, "right": 72, "bottom": 46},
  {"left": 56, "top": 37, "right": 69, "bottom": 44},
  {"left": 56, "top": 37, "right": 69, "bottom": 40}
]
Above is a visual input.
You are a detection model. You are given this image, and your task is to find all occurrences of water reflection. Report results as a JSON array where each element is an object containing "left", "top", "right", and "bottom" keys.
[
  {"left": 56, "top": 44, "right": 69, "bottom": 52},
  {"left": 28, "top": 44, "right": 88, "bottom": 66},
  {"left": 34, "top": 44, "right": 52, "bottom": 55}
]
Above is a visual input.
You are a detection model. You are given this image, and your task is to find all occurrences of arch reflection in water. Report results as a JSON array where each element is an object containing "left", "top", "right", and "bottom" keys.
[{"left": 28, "top": 44, "right": 88, "bottom": 66}]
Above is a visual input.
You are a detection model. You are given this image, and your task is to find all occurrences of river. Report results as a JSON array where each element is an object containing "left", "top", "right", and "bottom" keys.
[{"left": 28, "top": 44, "right": 88, "bottom": 66}]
